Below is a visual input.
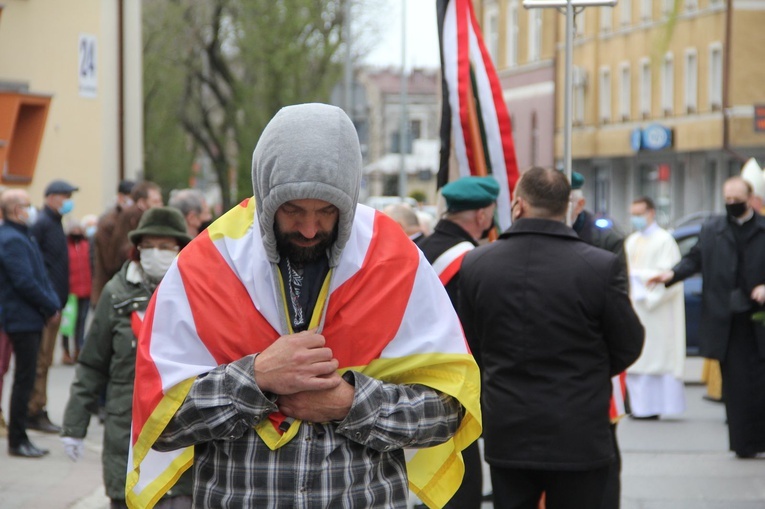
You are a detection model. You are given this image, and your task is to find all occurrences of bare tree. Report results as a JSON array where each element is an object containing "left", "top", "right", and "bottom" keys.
[{"left": 143, "top": 0, "right": 379, "bottom": 208}]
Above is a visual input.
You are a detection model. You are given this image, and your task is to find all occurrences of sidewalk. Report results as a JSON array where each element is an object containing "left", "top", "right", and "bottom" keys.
[{"left": 1, "top": 356, "right": 764, "bottom": 508}]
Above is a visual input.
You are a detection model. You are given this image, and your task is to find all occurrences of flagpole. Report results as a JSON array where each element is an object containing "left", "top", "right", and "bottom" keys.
[
  {"left": 398, "top": 0, "right": 408, "bottom": 199},
  {"left": 563, "top": 0, "right": 573, "bottom": 181}
]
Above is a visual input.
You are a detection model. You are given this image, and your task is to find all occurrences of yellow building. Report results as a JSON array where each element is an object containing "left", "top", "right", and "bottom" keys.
[
  {"left": 0, "top": 1, "right": 143, "bottom": 218},
  {"left": 562, "top": 0, "right": 765, "bottom": 227},
  {"left": 479, "top": 0, "right": 765, "bottom": 228}
]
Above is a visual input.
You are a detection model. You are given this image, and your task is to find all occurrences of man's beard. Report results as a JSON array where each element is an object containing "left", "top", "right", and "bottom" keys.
[{"left": 274, "top": 222, "right": 337, "bottom": 266}]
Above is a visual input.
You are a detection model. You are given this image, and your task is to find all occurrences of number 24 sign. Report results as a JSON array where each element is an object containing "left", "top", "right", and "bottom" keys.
[{"left": 79, "top": 34, "right": 97, "bottom": 98}]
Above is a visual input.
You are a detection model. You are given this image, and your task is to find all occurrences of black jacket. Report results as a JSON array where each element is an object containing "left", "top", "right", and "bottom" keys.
[
  {"left": 459, "top": 218, "right": 644, "bottom": 470},
  {"left": 669, "top": 213, "right": 765, "bottom": 360},
  {"left": 418, "top": 219, "right": 478, "bottom": 309},
  {"left": 31, "top": 205, "right": 69, "bottom": 307},
  {"left": 0, "top": 221, "right": 60, "bottom": 333}
]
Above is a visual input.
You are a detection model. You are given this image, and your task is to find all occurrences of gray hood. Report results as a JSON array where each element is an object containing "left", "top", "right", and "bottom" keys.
[{"left": 251, "top": 103, "right": 362, "bottom": 267}]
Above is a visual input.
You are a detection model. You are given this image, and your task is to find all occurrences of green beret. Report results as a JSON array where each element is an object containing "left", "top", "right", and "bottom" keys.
[
  {"left": 442, "top": 176, "right": 500, "bottom": 212},
  {"left": 571, "top": 171, "right": 585, "bottom": 190}
]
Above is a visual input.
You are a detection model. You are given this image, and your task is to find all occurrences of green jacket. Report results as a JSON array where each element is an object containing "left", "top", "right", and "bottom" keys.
[{"left": 62, "top": 261, "right": 192, "bottom": 501}]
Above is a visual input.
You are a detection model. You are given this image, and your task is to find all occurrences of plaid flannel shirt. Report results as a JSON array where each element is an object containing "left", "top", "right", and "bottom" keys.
[{"left": 154, "top": 355, "right": 463, "bottom": 508}]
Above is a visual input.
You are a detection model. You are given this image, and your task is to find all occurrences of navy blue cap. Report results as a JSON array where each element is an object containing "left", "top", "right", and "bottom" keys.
[{"left": 45, "top": 180, "right": 79, "bottom": 196}]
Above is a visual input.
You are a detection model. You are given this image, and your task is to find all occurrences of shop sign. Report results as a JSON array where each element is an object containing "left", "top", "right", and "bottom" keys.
[
  {"left": 641, "top": 124, "right": 672, "bottom": 151},
  {"left": 754, "top": 105, "right": 765, "bottom": 132}
]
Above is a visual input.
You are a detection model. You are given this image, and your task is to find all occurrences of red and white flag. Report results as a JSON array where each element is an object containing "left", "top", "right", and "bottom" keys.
[
  {"left": 437, "top": 0, "right": 520, "bottom": 230},
  {"left": 126, "top": 198, "right": 482, "bottom": 509}
]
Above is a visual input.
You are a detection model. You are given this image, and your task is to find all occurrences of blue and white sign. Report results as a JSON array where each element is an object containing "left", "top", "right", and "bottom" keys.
[
  {"left": 630, "top": 128, "right": 643, "bottom": 152},
  {"left": 641, "top": 124, "right": 672, "bottom": 151}
]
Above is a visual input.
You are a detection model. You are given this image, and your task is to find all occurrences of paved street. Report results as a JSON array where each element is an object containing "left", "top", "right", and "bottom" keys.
[{"left": 1, "top": 354, "right": 763, "bottom": 508}]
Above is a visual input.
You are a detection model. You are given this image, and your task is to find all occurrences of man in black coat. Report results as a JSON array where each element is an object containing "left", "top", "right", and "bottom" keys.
[
  {"left": 418, "top": 175, "right": 499, "bottom": 509},
  {"left": 650, "top": 176, "right": 765, "bottom": 458},
  {"left": 0, "top": 189, "right": 61, "bottom": 457},
  {"left": 28, "top": 179, "right": 78, "bottom": 433},
  {"left": 459, "top": 167, "right": 644, "bottom": 509}
]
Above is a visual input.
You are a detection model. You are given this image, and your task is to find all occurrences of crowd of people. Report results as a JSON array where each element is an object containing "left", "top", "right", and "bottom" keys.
[
  {"left": 0, "top": 178, "right": 212, "bottom": 462},
  {"left": 0, "top": 102, "right": 763, "bottom": 509}
]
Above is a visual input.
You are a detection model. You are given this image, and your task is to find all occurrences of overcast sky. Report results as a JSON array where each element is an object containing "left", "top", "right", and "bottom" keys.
[{"left": 362, "top": 0, "right": 441, "bottom": 70}]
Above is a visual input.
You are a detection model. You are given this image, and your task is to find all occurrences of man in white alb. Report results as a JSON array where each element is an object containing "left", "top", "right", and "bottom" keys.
[{"left": 624, "top": 196, "right": 686, "bottom": 419}]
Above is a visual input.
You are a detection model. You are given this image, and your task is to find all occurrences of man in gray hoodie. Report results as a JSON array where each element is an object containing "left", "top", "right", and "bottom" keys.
[{"left": 129, "top": 103, "right": 481, "bottom": 509}]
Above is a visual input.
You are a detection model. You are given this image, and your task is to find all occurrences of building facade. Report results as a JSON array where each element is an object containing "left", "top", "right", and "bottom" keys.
[
  {"left": 478, "top": 0, "right": 765, "bottom": 230},
  {"left": 477, "top": 0, "right": 557, "bottom": 173},
  {"left": 337, "top": 67, "right": 442, "bottom": 204},
  {"left": 0, "top": 1, "right": 142, "bottom": 217}
]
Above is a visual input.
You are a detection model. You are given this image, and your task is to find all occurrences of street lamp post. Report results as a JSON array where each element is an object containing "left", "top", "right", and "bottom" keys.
[
  {"left": 398, "top": 0, "right": 408, "bottom": 199},
  {"left": 522, "top": 0, "right": 617, "bottom": 182}
]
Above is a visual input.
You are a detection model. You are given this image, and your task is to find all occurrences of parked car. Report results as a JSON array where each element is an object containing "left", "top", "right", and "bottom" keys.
[{"left": 671, "top": 223, "right": 703, "bottom": 356}]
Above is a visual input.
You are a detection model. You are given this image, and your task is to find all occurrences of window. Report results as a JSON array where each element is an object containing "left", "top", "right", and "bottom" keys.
[
  {"left": 528, "top": 10, "right": 542, "bottom": 62},
  {"left": 641, "top": 0, "right": 652, "bottom": 20},
  {"left": 684, "top": 49, "right": 698, "bottom": 113},
  {"left": 685, "top": 0, "right": 698, "bottom": 10},
  {"left": 661, "top": 53, "right": 674, "bottom": 115},
  {"left": 506, "top": 1, "right": 519, "bottom": 66},
  {"left": 619, "top": 63, "right": 631, "bottom": 120},
  {"left": 640, "top": 58, "right": 651, "bottom": 118},
  {"left": 575, "top": 7, "right": 586, "bottom": 36},
  {"left": 599, "top": 67, "right": 612, "bottom": 123},
  {"left": 600, "top": 6, "right": 613, "bottom": 32},
  {"left": 620, "top": 0, "right": 632, "bottom": 26},
  {"left": 573, "top": 67, "right": 587, "bottom": 125},
  {"left": 410, "top": 119, "right": 422, "bottom": 140},
  {"left": 484, "top": 3, "right": 500, "bottom": 61},
  {"left": 709, "top": 43, "right": 723, "bottom": 110},
  {"left": 662, "top": 0, "right": 674, "bottom": 15}
]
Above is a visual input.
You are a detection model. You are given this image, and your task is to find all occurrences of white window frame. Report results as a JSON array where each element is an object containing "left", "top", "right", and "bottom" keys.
[
  {"left": 575, "top": 6, "right": 586, "bottom": 36},
  {"left": 600, "top": 6, "right": 613, "bottom": 32},
  {"left": 619, "top": 62, "right": 631, "bottom": 120},
  {"left": 641, "top": 0, "right": 652, "bottom": 20},
  {"left": 685, "top": 0, "right": 698, "bottom": 10},
  {"left": 708, "top": 43, "right": 723, "bottom": 110},
  {"left": 661, "top": 52, "right": 674, "bottom": 115},
  {"left": 662, "top": 0, "right": 674, "bottom": 15},
  {"left": 528, "top": 9, "right": 542, "bottom": 62},
  {"left": 599, "top": 66, "right": 612, "bottom": 123},
  {"left": 620, "top": 0, "right": 632, "bottom": 26},
  {"left": 573, "top": 66, "right": 587, "bottom": 125},
  {"left": 484, "top": 2, "right": 500, "bottom": 62},
  {"left": 506, "top": 0, "right": 519, "bottom": 67},
  {"left": 639, "top": 57, "right": 652, "bottom": 118},
  {"left": 684, "top": 48, "right": 698, "bottom": 113}
]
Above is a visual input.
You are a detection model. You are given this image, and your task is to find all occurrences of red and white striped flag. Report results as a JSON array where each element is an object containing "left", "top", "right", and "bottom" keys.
[
  {"left": 126, "top": 198, "right": 482, "bottom": 509},
  {"left": 437, "top": 0, "right": 520, "bottom": 230}
]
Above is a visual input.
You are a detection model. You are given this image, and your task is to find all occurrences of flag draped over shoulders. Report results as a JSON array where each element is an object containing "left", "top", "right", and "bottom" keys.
[
  {"left": 127, "top": 198, "right": 482, "bottom": 509},
  {"left": 437, "top": 0, "right": 519, "bottom": 231}
]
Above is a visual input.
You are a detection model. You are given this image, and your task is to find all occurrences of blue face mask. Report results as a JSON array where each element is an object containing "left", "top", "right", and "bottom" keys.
[
  {"left": 58, "top": 199, "right": 74, "bottom": 215},
  {"left": 630, "top": 215, "right": 648, "bottom": 231},
  {"left": 85, "top": 225, "right": 97, "bottom": 238}
]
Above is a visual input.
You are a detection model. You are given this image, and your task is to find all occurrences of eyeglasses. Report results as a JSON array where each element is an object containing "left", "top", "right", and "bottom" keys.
[{"left": 137, "top": 243, "right": 179, "bottom": 252}]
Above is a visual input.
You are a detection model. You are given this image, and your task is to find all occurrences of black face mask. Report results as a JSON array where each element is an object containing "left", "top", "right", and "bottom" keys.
[{"left": 726, "top": 201, "right": 748, "bottom": 219}]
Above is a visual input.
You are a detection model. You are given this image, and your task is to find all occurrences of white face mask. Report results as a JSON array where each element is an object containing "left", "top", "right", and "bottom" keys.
[
  {"left": 139, "top": 248, "right": 177, "bottom": 281},
  {"left": 24, "top": 205, "right": 38, "bottom": 226}
]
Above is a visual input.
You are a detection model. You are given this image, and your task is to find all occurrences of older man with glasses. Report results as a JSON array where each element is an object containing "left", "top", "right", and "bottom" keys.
[{"left": 0, "top": 189, "right": 61, "bottom": 458}]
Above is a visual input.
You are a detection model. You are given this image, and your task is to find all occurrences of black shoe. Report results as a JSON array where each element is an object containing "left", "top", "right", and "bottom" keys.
[
  {"left": 9, "top": 440, "right": 49, "bottom": 458},
  {"left": 630, "top": 414, "right": 659, "bottom": 420},
  {"left": 27, "top": 411, "right": 62, "bottom": 434}
]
